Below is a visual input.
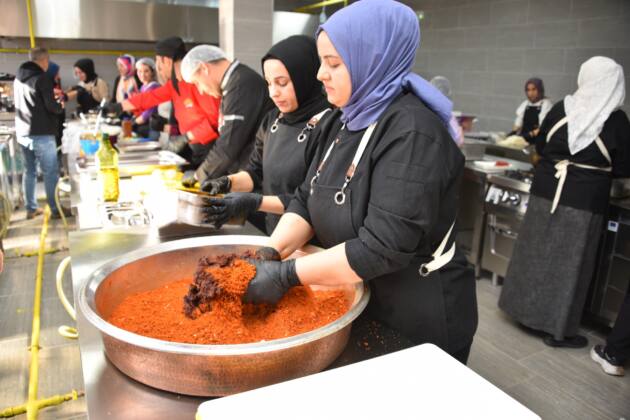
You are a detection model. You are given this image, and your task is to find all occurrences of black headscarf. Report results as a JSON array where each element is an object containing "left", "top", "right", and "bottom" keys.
[
  {"left": 74, "top": 58, "right": 97, "bottom": 83},
  {"left": 155, "top": 36, "right": 187, "bottom": 94},
  {"left": 524, "top": 77, "right": 545, "bottom": 102},
  {"left": 262, "top": 35, "right": 329, "bottom": 125}
]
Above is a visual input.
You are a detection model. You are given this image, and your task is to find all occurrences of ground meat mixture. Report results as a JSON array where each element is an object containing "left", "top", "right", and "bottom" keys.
[{"left": 107, "top": 253, "right": 351, "bottom": 345}]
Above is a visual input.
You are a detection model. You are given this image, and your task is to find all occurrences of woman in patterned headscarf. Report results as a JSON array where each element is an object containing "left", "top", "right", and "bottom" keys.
[{"left": 112, "top": 54, "right": 140, "bottom": 103}]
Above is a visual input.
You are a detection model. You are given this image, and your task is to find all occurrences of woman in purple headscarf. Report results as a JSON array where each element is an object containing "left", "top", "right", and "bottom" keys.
[
  {"left": 242, "top": 0, "right": 478, "bottom": 363},
  {"left": 512, "top": 77, "right": 553, "bottom": 143}
]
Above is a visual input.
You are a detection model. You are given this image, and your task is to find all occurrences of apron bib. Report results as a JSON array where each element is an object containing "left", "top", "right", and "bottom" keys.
[{"left": 305, "top": 122, "right": 474, "bottom": 351}]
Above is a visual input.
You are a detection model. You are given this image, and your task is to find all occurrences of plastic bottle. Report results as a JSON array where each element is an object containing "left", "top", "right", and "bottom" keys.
[{"left": 95, "top": 133, "right": 119, "bottom": 202}]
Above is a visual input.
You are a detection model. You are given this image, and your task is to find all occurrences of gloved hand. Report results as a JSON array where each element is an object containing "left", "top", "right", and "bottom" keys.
[
  {"left": 165, "top": 135, "right": 189, "bottom": 155},
  {"left": 181, "top": 170, "right": 197, "bottom": 188},
  {"left": 200, "top": 175, "right": 231, "bottom": 195},
  {"left": 243, "top": 258, "right": 301, "bottom": 305},
  {"left": 149, "top": 113, "right": 167, "bottom": 132},
  {"left": 202, "top": 192, "right": 262, "bottom": 229},
  {"left": 102, "top": 101, "right": 123, "bottom": 115},
  {"left": 254, "top": 246, "right": 281, "bottom": 261}
]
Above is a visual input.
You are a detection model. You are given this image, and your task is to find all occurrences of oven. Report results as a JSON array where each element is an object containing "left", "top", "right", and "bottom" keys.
[{"left": 481, "top": 171, "right": 532, "bottom": 285}]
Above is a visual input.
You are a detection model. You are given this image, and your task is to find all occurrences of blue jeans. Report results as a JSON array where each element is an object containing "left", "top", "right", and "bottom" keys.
[{"left": 19, "top": 135, "right": 59, "bottom": 214}]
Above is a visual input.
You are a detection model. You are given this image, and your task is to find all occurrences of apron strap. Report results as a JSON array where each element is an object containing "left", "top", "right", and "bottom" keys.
[
  {"left": 419, "top": 221, "right": 456, "bottom": 277},
  {"left": 546, "top": 116, "right": 614, "bottom": 213},
  {"left": 308, "top": 108, "right": 332, "bottom": 126},
  {"left": 594, "top": 136, "right": 612, "bottom": 165},
  {"left": 546, "top": 116, "right": 568, "bottom": 143},
  {"left": 551, "top": 160, "right": 612, "bottom": 214}
]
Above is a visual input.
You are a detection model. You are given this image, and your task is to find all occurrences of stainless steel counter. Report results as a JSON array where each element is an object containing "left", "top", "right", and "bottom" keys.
[
  {"left": 67, "top": 163, "right": 415, "bottom": 418},
  {"left": 69, "top": 224, "right": 264, "bottom": 419}
]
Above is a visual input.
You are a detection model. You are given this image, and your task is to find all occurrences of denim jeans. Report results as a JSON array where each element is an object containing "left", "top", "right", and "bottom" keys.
[{"left": 18, "top": 135, "right": 59, "bottom": 214}]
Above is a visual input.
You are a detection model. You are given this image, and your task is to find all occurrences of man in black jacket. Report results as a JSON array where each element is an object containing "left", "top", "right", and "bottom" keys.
[
  {"left": 180, "top": 45, "right": 274, "bottom": 183},
  {"left": 14, "top": 47, "right": 64, "bottom": 219}
]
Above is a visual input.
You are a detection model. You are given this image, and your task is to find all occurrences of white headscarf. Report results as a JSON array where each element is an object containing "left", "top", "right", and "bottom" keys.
[{"left": 564, "top": 56, "right": 625, "bottom": 155}]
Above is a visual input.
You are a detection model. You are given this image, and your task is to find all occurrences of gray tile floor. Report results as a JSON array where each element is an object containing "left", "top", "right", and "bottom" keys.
[{"left": 1, "top": 207, "right": 629, "bottom": 419}]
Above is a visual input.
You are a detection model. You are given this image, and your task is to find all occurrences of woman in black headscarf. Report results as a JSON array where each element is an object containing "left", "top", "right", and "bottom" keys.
[
  {"left": 199, "top": 35, "right": 331, "bottom": 234},
  {"left": 65, "top": 58, "right": 110, "bottom": 112}
]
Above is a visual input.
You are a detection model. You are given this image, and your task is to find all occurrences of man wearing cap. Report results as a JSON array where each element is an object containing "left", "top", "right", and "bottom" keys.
[
  {"left": 180, "top": 45, "right": 274, "bottom": 182},
  {"left": 111, "top": 36, "right": 221, "bottom": 167}
]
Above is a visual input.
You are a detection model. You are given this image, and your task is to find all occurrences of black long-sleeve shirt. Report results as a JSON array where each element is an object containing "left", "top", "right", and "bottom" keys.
[
  {"left": 287, "top": 93, "right": 464, "bottom": 280},
  {"left": 531, "top": 101, "right": 630, "bottom": 214},
  {"left": 195, "top": 62, "right": 274, "bottom": 181}
]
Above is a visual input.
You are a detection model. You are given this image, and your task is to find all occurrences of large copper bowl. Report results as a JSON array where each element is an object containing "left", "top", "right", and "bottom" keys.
[{"left": 78, "top": 235, "right": 369, "bottom": 396}]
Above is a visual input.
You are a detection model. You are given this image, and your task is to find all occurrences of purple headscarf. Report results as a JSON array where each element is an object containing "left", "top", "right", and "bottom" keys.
[{"left": 319, "top": 0, "right": 455, "bottom": 138}]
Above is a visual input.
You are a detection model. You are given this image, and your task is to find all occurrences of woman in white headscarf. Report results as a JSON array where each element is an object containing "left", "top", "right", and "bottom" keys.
[{"left": 499, "top": 57, "right": 630, "bottom": 348}]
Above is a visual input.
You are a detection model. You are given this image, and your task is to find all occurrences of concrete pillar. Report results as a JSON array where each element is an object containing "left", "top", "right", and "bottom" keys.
[{"left": 219, "top": 0, "right": 273, "bottom": 74}]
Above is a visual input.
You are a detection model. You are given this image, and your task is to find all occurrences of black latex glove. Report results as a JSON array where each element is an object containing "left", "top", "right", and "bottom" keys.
[
  {"left": 254, "top": 246, "right": 281, "bottom": 261},
  {"left": 102, "top": 101, "right": 123, "bottom": 115},
  {"left": 200, "top": 175, "right": 231, "bottom": 195},
  {"left": 181, "top": 170, "right": 197, "bottom": 188},
  {"left": 165, "top": 135, "right": 189, "bottom": 155},
  {"left": 202, "top": 192, "right": 262, "bottom": 229},
  {"left": 243, "top": 258, "right": 301, "bottom": 305}
]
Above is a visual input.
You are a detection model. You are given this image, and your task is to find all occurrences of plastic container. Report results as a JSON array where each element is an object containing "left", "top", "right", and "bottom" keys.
[{"left": 80, "top": 135, "right": 100, "bottom": 156}]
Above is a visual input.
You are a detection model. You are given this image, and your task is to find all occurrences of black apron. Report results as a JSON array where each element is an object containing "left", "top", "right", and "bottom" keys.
[
  {"left": 521, "top": 105, "right": 541, "bottom": 134},
  {"left": 262, "top": 117, "right": 321, "bottom": 234},
  {"left": 307, "top": 128, "right": 477, "bottom": 354},
  {"left": 77, "top": 87, "right": 100, "bottom": 113}
]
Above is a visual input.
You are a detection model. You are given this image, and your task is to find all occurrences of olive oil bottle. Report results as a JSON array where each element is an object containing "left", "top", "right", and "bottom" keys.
[{"left": 95, "top": 133, "right": 119, "bottom": 202}]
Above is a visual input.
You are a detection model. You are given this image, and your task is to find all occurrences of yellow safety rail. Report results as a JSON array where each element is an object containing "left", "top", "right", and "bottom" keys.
[
  {"left": 25, "top": 205, "right": 50, "bottom": 419},
  {"left": 0, "top": 391, "right": 83, "bottom": 418},
  {"left": 0, "top": 206, "right": 83, "bottom": 419}
]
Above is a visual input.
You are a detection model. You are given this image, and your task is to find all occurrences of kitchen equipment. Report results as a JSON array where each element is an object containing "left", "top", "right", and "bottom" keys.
[
  {"left": 473, "top": 160, "right": 512, "bottom": 173},
  {"left": 457, "top": 166, "right": 489, "bottom": 278},
  {"left": 586, "top": 201, "right": 630, "bottom": 326},
  {"left": 481, "top": 170, "right": 533, "bottom": 285},
  {"left": 78, "top": 235, "right": 370, "bottom": 396},
  {"left": 176, "top": 189, "right": 245, "bottom": 227},
  {"left": 461, "top": 139, "right": 486, "bottom": 161}
]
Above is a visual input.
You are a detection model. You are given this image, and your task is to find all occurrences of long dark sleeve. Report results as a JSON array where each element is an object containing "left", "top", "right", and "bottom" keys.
[
  {"left": 195, "top": 80, "right": 268, "bottom": 181},
  {"left": 243, "top": 113, "right": 273, "bottom": 190},
  {"left": 37, "top": 76, "right": 63, "bottom": 115}
]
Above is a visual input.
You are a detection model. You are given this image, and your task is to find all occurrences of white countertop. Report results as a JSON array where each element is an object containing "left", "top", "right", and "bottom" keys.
[{"left": 197, "top": 344, "right": 540, "bottom": 420}]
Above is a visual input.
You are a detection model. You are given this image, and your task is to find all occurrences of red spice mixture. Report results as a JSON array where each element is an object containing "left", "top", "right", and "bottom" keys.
[{"left": 108, "top": 255, "right": 351, "bottom": 344}]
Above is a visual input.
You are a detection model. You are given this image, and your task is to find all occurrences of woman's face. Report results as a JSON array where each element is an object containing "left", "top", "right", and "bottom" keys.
[
  {"left": 74, "top": 67, "right": 87, "bottom": 82},
  {"left": 117, "top": 61, "right": 127, "bottom": 77},
  {"left": 526, "top": 83, "right": 540, "bottom": 102},
  {"left": 316, "top": 31, "right": 351, "bottom": 108},
  {"left": 137, "top": 64, "right": 154, "bottom": 85},
  {"left": 263, "top": 59, "right": 298, "bottom": 114}
]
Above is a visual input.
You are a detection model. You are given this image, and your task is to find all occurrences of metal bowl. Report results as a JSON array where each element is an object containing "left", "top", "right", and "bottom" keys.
[{"left": 78, "top": 235, "right": 369, "bottom": 396}]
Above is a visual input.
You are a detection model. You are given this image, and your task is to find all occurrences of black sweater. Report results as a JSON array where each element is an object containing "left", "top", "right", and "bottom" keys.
[{"left": 13, "top": 61, "right": 63, "bottom": 137}]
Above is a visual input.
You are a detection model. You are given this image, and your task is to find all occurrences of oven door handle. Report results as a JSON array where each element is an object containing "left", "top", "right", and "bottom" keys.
[{"left": 488, "top": 214, "right": 518, "bottom": 260}]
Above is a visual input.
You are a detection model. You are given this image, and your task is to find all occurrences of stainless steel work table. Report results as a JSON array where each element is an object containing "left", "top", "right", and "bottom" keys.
[{"left": 69, "top": 224, "right": 264, "bottom": 419}]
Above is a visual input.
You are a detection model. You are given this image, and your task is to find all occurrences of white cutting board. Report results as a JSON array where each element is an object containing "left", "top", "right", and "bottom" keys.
[{"left": 197, "top": 343, "right": 540, "bottom": 420}]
